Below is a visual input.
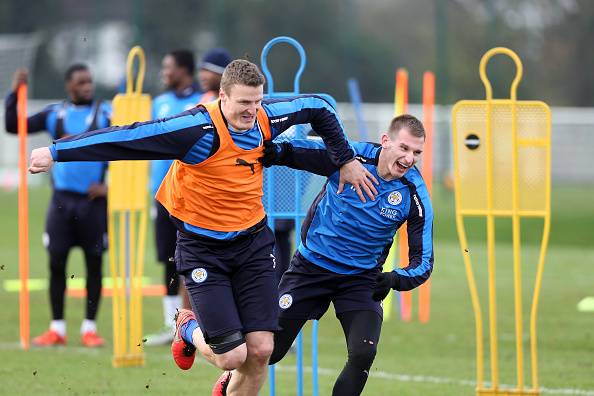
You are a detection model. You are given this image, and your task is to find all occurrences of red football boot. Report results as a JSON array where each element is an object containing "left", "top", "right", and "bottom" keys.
[
  {"left": 212, "top": 371, "right": 232, "bottom": 396},
  {"left": 81, "top": 331, "right": 105, "bottom": 347},
  {"left": 171, "top": 309, "right": 197, "bottom": 370},
  {"left": 32, "top": 329, "right": 66, "bottom": 346}
]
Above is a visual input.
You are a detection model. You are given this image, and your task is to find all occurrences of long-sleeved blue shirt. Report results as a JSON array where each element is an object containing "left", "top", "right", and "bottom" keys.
[
  {"left": 50, "top": 95, "right": 355, "bottom": 239},
  {"left": 272, "top": 138, "right": 434, "bottom": 291},
  {"left": 4, "top": 91, "right": 110, "bottom": 194}
]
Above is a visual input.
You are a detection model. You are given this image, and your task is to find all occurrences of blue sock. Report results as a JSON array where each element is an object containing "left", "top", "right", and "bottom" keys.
[{"left": 181, "top": 319, "right": 199, "bottom": 346}]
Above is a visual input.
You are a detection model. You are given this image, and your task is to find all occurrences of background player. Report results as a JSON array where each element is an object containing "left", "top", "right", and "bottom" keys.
[{"left": 4, "top": 65, "right": 110, "bottom": 347}]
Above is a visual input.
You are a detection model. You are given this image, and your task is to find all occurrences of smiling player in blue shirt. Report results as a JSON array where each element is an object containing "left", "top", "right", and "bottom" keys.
[{"left": 264, "top": 114, "right": 434, "bottom": 396}]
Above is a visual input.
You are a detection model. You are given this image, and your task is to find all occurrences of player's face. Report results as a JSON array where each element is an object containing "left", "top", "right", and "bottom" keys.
[
  {"left": 219, "top": 84, "right": 263, "bottom": 131},
  {"left": 379, "top": 128, "right": 425, "bottom": 180},
  {"left": 198, "top": 69, "right": 222, "bottom": 92},
  {"left": 160, "top": 55, "right": 185, "bottom": 90},
  {"left": 67, "top": 70, "right": 94, "bottom": 103}
]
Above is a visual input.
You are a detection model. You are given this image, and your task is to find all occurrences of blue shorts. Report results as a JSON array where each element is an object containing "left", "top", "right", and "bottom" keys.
[
  {"left": 154, "top": 200, "right": 177, "bottom": 263},
  {"left": 44, "top": 190, "right": 107, "bottom": 256},
  {"left": 278, "top": 251, "right": 383, "bottom": 320},
  {"left": 175, "top": 220, "right": 278, "bottom": 340}
]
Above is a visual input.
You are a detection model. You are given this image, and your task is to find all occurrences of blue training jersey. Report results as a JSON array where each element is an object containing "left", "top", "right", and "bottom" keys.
[
  {"left": 49, "top": 95, "right": 355, "bottom": 239},
  {"left": 4, "top": 92, "right": 110, "bottom": 194},
  {"left": 150, "top": 84, "right": 202, "bottom": 195},
  {"left": 272, "top": 139, "right": 434, "bottom": 291}
]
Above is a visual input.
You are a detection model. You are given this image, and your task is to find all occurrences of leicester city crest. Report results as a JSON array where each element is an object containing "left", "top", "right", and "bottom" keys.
[
  {"left": 191, "top": 268, "right": 208, "bottom": 283},
  {"left": 387, "top": 191, "right": 402, "bottom": 206},
  {"left": 279, "top": 293, "right": 293, "bottom": 309}
]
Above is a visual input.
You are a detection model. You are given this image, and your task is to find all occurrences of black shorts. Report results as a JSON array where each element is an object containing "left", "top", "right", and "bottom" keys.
[
  {"left": 154, "top": 200, "right": 177, "bottom": 263},
  {"left": 44, "top": 190, "right": 107, "bottom": 256},
  {"left": 278, "top": 251, "right": 383, "bottom": 320},
  {"left": 176, "top": 221, "right": 278, "bottom": 340}
]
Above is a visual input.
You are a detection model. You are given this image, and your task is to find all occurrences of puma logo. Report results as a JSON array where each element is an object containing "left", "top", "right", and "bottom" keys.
[{"left": 235, "top": 158, "right": 256, "bottom": 174}]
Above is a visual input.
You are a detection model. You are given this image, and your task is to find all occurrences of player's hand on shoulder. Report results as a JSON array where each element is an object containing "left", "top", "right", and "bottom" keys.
[
  {"left": 29, "top": 147, "right": 54, "bottom": 174},
  {"left": 338, "top": 159, "right": 379, "bottom": 203},
  {"left": 372, "top": 271, "right": 399, "bottom": 301}
]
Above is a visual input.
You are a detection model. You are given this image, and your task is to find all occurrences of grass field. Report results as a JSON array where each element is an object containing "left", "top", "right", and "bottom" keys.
[{"left": 0, "top": 183, "right": 593, "bottom": 395}]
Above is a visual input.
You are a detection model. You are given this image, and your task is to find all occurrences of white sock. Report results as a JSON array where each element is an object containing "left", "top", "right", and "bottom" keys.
[
  {"left": 50, "top": 320, "right": 66, "bottom": 337},
  {"left": 163, "top": 295, "right": 182, "bottom": 329},
  {"left": 80, "top": 319, "right": 97, "bottom": 334}
]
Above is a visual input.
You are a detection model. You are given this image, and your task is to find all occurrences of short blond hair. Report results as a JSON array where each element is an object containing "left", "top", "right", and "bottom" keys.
[
  {"left": 388, "top": 114, "right": 425, "bottom": 139},
  {"left": 221, "top": 59, "right": 265, "bottom": 94}
]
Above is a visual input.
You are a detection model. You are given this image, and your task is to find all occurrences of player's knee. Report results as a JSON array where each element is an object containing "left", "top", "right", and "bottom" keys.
[
  {"left": 209, "top": 331, "right": 247, "bottom": 370},
  {"left": 247, "top": 337, "right": 274, "bottom": 366},
  {"left": 49, "top": 262, "right": 66, "bottom": 275},
  {"left": 348, "top": 341, "right": 377, "bottom": 369},
  {"left": 49, "top": 251, "right": 68, "bottom": 274},
  {"left": 214, "top": 346, "right": 247, "bottom": 370},
  {"left": 84, "top": 252, "right": 103, "bottom": 272}
]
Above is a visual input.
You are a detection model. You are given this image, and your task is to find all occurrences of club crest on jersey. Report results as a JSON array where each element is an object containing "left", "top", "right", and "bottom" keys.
[
  {"left": 191, "top": 268, "right": 208, "bottom": 283},
  {"left": 279, "top": 294, "right": 293, "bottom": 309},
  {"left": 388, "top": 191, "right": 402, "bottom": 205}
]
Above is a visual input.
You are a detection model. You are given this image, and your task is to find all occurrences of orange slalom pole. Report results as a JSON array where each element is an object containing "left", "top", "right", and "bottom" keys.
[
  {"left": 421, "top": 72, "right": 435, "bottom": 194},
  {"left": 394, "top": 69, "right": 409, "bottom": 115},
  {"left": 419, "top": 71, "right": 435, "bottom": 323},
  {"left": 17, "top": 84, "right": 30, "bottom": 350},
  {"left": 402, "top": 70, "right": 409, "bottom": 114},
  {"left": 396, "top": 69, "right": 412, "bottom": 321}
]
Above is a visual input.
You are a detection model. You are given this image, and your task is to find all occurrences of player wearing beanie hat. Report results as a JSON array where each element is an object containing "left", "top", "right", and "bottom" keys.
[{"left": 198, "top": 48, "right": 233, "bottom": 93}]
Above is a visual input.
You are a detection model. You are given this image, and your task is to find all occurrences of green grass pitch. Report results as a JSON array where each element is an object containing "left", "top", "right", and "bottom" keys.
[{"left": 0, "top": 183, "right": 593, "bottom": 395}]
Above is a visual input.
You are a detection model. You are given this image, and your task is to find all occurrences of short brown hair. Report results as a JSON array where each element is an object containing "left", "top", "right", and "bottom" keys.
[
  {"left": 221, "top": 59, "right": 265, "bottom": 94},
  {"left": 388, "top": 114, "right": 425, "bottom": 139}
]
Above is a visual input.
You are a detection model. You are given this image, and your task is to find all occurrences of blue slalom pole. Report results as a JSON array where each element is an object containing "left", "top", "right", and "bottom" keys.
[
  {"left": 261, "top": 36, "right": 329, "bottom": 396},
  {"left": 296, "top": 331, "right": 304, "bottom": 396},
  {"left": 268, "top": 365, "right": 275, "bottom": 396},
  {"left": 261, "top": 36, "right": 308, "bottom": 396},
  {"left": 312, "top": 320, "right": 319, "bottom": 396},
  {"left": 347, "top": 78, "right": 369, "bottom": 141}
]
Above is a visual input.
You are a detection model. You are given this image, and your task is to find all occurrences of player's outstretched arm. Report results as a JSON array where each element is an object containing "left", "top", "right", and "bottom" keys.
[
  {"left": 263, "top": 95, "right": 378, "bottom": 202},
  {"left": 29, "top": 147, "right": 54, "bottom": 174},
  {"left": 261, "top": 137, "right": 379, "bottom": 202},
  {"left": 50, "top": 109, "right": 212, "bottom": 163},
  {"left": 259, "top": 139, "right": 339, "bottom": 176}
]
